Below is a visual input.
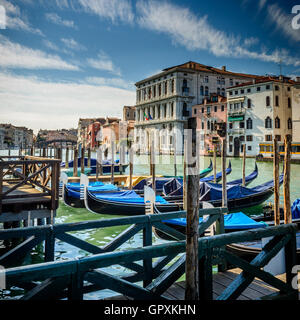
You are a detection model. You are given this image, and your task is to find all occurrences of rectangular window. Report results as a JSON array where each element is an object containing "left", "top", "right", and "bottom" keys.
[
  {"left": 266, "top": 85, "right": 270, "bottom": 90},
  {"left": 229, "top": 136, "right": 233, "bottom": 142},
  {"left": 248, "top": 146, "right": 252, "bottom": 151},
  {"left": 240, "top": 122, "right": 245, "bottom": 129},
  {"left": 265, "top": 135, "right": 272, "bottom": 141},
  {"left": 275, "top": 95, "right": 279, "bottom": 106},
  {"left": 229, "top": 145, "right": 233, "bottom": 152},
  {"left": 241, "top": 89, "right": 244, "bottom": 94},
  {"left": 194, "top": 108, "right": 197, "bottom": 115},
  {"left": 229, "top": 123, "right": 233, "bottom": 129},
  {"left": 275, "top": 135, "right": 281, "bottom": 141},
  {"left": 221, "top": 105, "right": 224, "bottom": 112},
  {"left": 214, "top": 106, "right": 217, "bottom": 112},
  {"left": 229, "top": 91, "right": 233, "bottom": 96},
  {"left": 247, "top": 88, "right": 251, "bottom": 93},
  {"left": 240, "top": 136, "right": 245, "bottom": 142},
  {"left": 257, "top": 86, "right": 261, "bottom": 92},
  {"left": 246, "top": 135, "right": 253, "bottom": 141}
]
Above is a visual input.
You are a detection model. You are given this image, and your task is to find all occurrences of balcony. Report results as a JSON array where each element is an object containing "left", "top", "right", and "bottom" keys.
[
  {"left": 227, "top": 107, "right": 245, "bottom": 116},
  {"left": 227, "top": 128, "right": 245, "bottom": 135}
]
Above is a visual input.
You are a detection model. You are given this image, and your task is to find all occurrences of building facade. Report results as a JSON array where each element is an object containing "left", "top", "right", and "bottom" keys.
[
  {"left": 123, "top": 106, "right": 136, "bottom": 121},
  {"left": 0, "top": 124, "right": 33, "bottom": 149},
  {"left": 192, "top": 94, "right": 227, "bottom": 156},
  {"left": 134, "top": 61, "right": 261, "bottom": 154},
  {"left": 292, "top": 79, "right": 300, "bottom": 141},
  {"left": 226, "top": 76, "right": 294, "bottom": 157}
]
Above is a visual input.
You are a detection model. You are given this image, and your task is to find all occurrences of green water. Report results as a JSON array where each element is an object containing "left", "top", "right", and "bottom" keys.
[{"left": 1, "top": 152, "right": 300, "bottom": 299}]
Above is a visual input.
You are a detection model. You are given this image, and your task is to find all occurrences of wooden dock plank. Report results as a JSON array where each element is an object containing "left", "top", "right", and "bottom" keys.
[{"left": 101, "top": 268, "right": 284, "bottom": 301}]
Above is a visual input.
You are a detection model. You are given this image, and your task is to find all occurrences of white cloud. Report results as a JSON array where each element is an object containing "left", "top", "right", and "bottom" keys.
[
  {"left": 136, "top": 0, "right": 300, "bottom": 67},
  {"left": 0, "top": 35, "right": 79, "bottom": 70},
  {"left": 45, "top": 12, "right": 77, "bottom": 29},
  {"left": 0, "top": 0, "right": 43, "bottom": 35},
  {"left": 267, "top": 3, "right": 300, "bottom": 42},
  {"left": 258, "top": 0, "right": 267, "bottom": 11},
  {"left": 77, "top": 0, "right": 134, "bottom": 24},
  {"left": 0, "top": 72, "right": 135, "bottom": 132},
  {"left": 61, "top": 37, "right": 86, "bottom": 51},
  {"left": 86, "top": 76, "right": 134, "bottom": 89},
  {"left": 87, "top": 51, "right": 121, "bottom": 75}
]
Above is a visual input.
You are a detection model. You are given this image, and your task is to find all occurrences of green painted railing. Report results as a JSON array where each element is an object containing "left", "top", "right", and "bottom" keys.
[{"left": 0, "top": 209, "right": 298, "bottom": 300}]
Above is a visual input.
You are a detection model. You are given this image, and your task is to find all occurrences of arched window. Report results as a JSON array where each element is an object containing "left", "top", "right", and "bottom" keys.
[
  {"left": 205, "top": 86, "right": 209, "bottom": 96},
  {"left": 165, "top": 82, "right": 168, "bottom": 95},
  {"left": 246, "top": 118, "right": 253, "bottom": 130},
  {"left": 266, "top": 96, "right": 270, "bottom": 107},
  {"left": 265, "top": 117, "right": 272, "bottom": 129},
  {"left": 200, "top": 86, "right": 204, "bottom": 95},
  {"left": 288, "top": 118, "right": 292, "bottom": 129},
  {"left": 247, "top": 98, "right": 251, "bottom": 108},
  {"left": 171, "top": 79, "right": 175, "bottom": 93},
  {"left": 288, "top": 97, "right": 291, "bottom": 108},
  {"left": 275, "top": 116, "right": 280, "bottom": 129},
  {"left": 158, "top": 84, "right": 161, "bottom": 96},
  {"left": 207, "top": 121, "right": 210, "bottom": 130}
]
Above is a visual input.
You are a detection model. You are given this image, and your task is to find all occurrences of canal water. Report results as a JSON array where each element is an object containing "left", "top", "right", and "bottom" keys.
[{"left": 1, "top": 150, "right": 300, "bottom": 299}]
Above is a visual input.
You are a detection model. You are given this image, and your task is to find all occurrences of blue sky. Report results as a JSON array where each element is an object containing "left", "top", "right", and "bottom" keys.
[{"left": 0, "top": 0, "right": 299, "bottom": 133}]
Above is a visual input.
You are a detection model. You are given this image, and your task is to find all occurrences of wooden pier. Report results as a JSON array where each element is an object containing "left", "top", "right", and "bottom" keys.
[
  {"left": 0, "top": 209, "right": 298, "bottom": 300},
  {"left": 0, "top": 155, "right": 60, "bottom": 225},
  {"left": 106, "top": 269, "right": 292, "bottom": 300}
]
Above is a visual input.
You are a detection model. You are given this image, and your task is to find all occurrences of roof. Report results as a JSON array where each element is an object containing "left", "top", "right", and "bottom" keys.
[
  {"left": 162, "top": 61, "right": 262, "bottom": 79},
  {"left": 227, "top": 76, "right": 295, "bottom": 89}
]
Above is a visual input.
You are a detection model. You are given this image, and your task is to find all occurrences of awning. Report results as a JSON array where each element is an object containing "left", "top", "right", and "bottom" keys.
[{"left": 228, "top": 116, "right": 244, "bottom": 122}]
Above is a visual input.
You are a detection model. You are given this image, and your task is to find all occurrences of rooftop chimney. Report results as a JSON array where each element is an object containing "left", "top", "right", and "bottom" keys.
[
  {"left": 296, "top": 76, "right": 300, "bottom": 83},
  {"left": 222, "top": 66, "right": 226, "bottom": 71}
]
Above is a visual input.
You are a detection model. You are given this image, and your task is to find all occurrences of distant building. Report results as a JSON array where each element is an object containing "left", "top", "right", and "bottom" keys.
[
  {"left": 0, "top": 123, "right": 33, "bottom": 149},
  {"left": 102, "top": 118, "right": 121, "bottom": 147},
  {"left": 292, "top": 78, "right": 300, "bottom": 142},
  {"left": 226, "top": 76, "right": 294, "bottom": 157},
  {"left": 123, "top": 106, "right": 136, "bottom": 121},
  {"left": 77, "top": 118, "right": 106, "bottom": 147},
  {"left": 86, "top": 122, "right": 102, "bottom": 150},
  {"left": 134, "top": 61, "right": 262, "bottom": 154},
  {"left": 192, "top": 94, "right": 227, "bottom": 156},
  {"left": 36, "top": 128, "right": 77, "bottom": 147}
]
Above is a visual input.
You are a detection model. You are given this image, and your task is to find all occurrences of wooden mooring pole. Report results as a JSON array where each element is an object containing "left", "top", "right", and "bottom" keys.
[
  {"left": 183, "top": 140, "right": 187, "bottom": 211},
  {"left": 174, "top": 133, "right": 177, "bottom": 177},
  {"left": 65, "top": 147, "right": 69, "bottom": 169},
  {"left": 273, "top": 138, "right": 280, "bottom": 225},
  {"left": 87, "top": 147, "right": 91, "bottom": 169},
  {"left": 81, "top": 145, "right": 85, "bottom": 174},
  {"left": 222, "top": 138, "right": 227, "bottom": 207},
  {"left": 129, "top": 145, "right": 134, "bottom": 190},
  {"left": 213, "top": 144, "right": 217, "bottom": 183},
  {"left": 111, "top": 141, "right": 115, "bottom": 185},
  {"left": 242, "top": 144, "right": 246, "bottom": 187},
  {"left": 73, "top": 147, "right": 78, "bottom": 177},
  {"left": 283, "top": 134, "right": 292, "bottom": 224},
  {"left": 151, "top": 139, "right": 156, "bottom": 193},
  {"left": 185, "top": 117, "right": 200, "bottom": 300}
]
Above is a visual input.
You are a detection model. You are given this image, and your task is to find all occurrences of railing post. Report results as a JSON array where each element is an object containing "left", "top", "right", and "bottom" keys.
[
  {"left": 45, "top": 226, "right": 55, "bottom": 262},
  {"left": 68, "top": 261, "right": 83, "bottom": 301},
  {"left": 198, "top": 241, "right": 213, "bottom": 300},
  {"left": 284, "top": 229, "right": 297, "bottom": 298},
  {"left": 143, "top": 218, "right": 153, "bottom": 287}
]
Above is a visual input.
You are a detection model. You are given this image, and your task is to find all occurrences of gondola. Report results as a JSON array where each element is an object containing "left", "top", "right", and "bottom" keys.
[
  {"left": 60, "top": 173, "right": 119, "bottom": 208},
  {"left": 163, "top": 159, "right": 213, "bottom": 179},
  {"left": 227, "top": 198, "right": 300, "bottom": 263},
  {"left": 155, "top": 210, "right": 268, "bottom": 241},
  {"left": 61, "top": 157, "right": 129, "bottom": 174},
  {"left": 226, "top": 232, "right": 300, "bottom": 264},
  {"left": 163, "top": 173, "right": 283, "bottom": 211},
  {"left": 132, "top": 160, "right": 214, "bottom": 195},
  {"left": 201, "top": 160, "right": 232, "bottom": 183},
  {"left": 79, "top": 174, "right": 183, "bottom": 215}
]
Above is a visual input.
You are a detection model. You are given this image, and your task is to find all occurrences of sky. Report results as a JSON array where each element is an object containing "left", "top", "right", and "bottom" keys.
[{"left": 0, "top": 0, "right": 299, "bottom": 133}]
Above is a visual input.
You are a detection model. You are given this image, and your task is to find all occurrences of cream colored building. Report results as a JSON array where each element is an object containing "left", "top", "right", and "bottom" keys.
[
  {"left": 226, "top": 76, "right": 294, "bottom": 157},
  {"left": 292, "top": 79, "right": 300, "bottom": 141},
  {"left": 134, "top": 61, "right": 262, "bottom": 154}
]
